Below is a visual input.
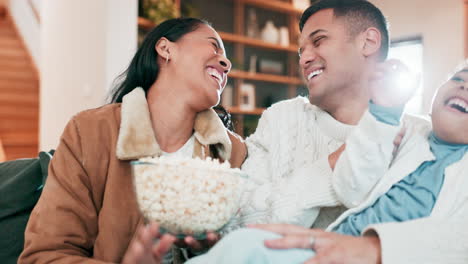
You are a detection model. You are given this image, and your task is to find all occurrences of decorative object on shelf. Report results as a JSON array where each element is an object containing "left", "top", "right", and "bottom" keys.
[
  {"left": 246, "top": 8, "right": 260, "bottom": 39},
  {"left": 259, "top": 59, "right": 284, "bottom": 75},
  {"left": 249, "top": 55, "right": 257, "bottom": 73},
  {"left": 292, "top": 0, "right": 311, "bottom": 10},
  {"left": 221, "top": 85, "right": 233, "bottom": 107},
  {"left": 142, "top": 0, "right": 179, "bottom": 26},
  {"left": 279, "top": 27, "right": 290, "bottom": 46},
  {"left": 239, "top": 83, "right": 256, "bottom": 111},
  {"left": 261, "top": 20, "right": 279, "bottom": 44},
  {"left": 181, "top": 2, "right": 200, "bottom": 18}
]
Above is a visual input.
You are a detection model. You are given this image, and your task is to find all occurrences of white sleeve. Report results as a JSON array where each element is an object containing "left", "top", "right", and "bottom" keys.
[
  {"left": 237, "top": 106, "right": 275, "bottom": 226},
  {"left": 364, "top": 217, "right": 468, "bottom": 264},
  {"left": 241, "top": 108, "right": 273, "bottom": 187},
  {"left": 240, "top": 100, "right": 341, "bottom": 227},
  {"left": 239, "top": 100, "right": 333, "bottom": 227},
  {"left": 332, "top": 111, "right": 401, "bottom": 208}
]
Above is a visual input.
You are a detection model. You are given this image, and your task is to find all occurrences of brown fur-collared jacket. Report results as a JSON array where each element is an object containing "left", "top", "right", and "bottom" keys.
[{"left": 19, "top": 88, "right": 246, "bottom": 264}]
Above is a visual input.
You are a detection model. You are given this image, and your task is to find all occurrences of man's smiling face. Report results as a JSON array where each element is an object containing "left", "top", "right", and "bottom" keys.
[{"left": 298, "top": 9, "right": 367, "bottom": 109}]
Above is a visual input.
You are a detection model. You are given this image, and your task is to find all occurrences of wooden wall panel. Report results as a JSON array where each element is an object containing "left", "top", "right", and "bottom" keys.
[
  {"left": 0, "top": 137, "right": 5, "bottom": 162},
  {"left": 0, "top": 11, "right": 39, "bottom": 160}
]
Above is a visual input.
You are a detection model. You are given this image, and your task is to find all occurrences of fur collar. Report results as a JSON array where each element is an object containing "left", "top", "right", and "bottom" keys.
[{"left": 116, "top": 88, "right": 231, "bottom": 161}]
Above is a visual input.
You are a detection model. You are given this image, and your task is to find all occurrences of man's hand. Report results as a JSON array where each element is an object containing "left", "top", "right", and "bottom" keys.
[
  {"left": 369, "top": 59, "right": 419, "bottom": 108},
  {"left": 251, "top": 223, "right": 381, "bottom": 264},
  {"left": 328, "top": 144, "right": 346, "bottom": 170},
  {"left": 122, "top": 222, "right": 176, "bottom": 264}
]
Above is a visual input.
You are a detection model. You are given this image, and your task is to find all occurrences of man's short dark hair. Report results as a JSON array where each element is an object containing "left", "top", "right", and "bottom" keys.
[{"left": 299, "top": 0, "right": 389, "bottom": 61}]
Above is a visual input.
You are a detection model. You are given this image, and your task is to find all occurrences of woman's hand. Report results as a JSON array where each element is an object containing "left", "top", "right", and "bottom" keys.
[
  {"left": 251, "top": 223, "right": 382, "bottom": 264},
  {"left": 176, "top": 232, "right": 220, "bottom": 255},
  {"left": 122, "top": 222, "right": 176, "bottom": 264}
]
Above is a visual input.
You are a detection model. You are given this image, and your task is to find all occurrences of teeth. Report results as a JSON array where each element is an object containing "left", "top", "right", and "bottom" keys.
[
  {"left": 207, "top": 68, "right": 222, "bottom": 83},
  {"left": 307, "top": 69, "right": 323, "bottom": 81},
  {"left": 447, "top": 98, "right": 468, "bottom": 113}
]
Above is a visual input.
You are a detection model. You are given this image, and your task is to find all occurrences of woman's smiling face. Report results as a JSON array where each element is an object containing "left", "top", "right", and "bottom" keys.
[{"left": 170, "top": 24, "right": 232, "bottom": 110}]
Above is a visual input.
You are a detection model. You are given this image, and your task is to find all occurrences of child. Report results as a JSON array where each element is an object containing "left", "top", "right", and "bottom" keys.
[{"left": 328, "top": 62, "right": 468, "bottom": 236}]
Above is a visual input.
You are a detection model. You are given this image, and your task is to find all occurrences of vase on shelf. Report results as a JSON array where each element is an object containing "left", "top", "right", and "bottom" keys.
[
  {"left": 279, "top": 27, "right": 289, "bottom": 46},
  {"left": 239, "top": 83, "right": 256, "bottom": 111},
  {"left": 260, "top": 20, "right": 279, "bottom": 44},
  {"left": 246, "top": 8, "right": 260, "bottom": 39}
]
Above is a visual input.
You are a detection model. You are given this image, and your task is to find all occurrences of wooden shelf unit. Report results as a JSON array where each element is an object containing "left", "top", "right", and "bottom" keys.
[
  {"left": 137, "top": 16, "right": 154, "bottom": 30},
  {"left": 219, "top": 31, "right": 298, "bottom": 53},
  {"left": 229, "top": 70, "right": 302, "bottom": 85},
  {"left": 235, "top": 0, "right": 303, "bottom": 15},
  {"left": 138, "top": 17, "right": 299, "bottom": 53}
]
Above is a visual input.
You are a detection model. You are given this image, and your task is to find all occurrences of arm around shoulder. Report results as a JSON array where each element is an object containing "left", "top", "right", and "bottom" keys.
[{"left": 333, "top": 110, "right": 401, "bottom": 208}]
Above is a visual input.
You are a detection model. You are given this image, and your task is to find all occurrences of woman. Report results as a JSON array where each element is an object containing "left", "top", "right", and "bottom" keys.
[{"left": 19, "top": 18, "right": 246, "bottom": 264}]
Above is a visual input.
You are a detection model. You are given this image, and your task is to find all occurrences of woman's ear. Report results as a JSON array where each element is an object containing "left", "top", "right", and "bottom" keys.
[
  {"left": 155, "top": 37, "right": 172, "bottom": 61},
  {"left": 361, "top": 27, "right": 382, "bottom": 58}
]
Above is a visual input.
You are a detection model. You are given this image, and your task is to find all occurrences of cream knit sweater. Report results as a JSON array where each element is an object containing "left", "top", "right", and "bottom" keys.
[{"left": 237, "top": 97, "right": 355, "bottom": 227}]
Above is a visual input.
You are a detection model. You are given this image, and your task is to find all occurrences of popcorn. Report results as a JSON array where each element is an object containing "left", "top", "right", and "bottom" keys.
[{"left": 132, "top": 156, "right": 246, "bottom": 237}]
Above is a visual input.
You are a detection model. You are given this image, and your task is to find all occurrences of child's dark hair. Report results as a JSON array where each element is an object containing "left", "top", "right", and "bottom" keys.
[{"left": 213, "top": 105, "right": 234, "bottom": 132}]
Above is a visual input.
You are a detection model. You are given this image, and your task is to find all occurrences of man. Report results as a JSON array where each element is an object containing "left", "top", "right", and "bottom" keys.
[{"left": 236, "top": 0, "right": 389, "bottom": 230}]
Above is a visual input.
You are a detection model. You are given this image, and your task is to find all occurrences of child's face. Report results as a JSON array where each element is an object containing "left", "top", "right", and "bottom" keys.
[{"left": 431, "top": 67, "right": 468, "bottom": 144}]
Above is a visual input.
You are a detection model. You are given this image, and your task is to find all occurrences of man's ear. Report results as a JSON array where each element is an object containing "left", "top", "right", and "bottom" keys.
[
  {"left": 155, "top": 37, "right": 172, "bottom": 61},
  {"left": 361, "top": 27, "right": 381, "bottom": 58}
]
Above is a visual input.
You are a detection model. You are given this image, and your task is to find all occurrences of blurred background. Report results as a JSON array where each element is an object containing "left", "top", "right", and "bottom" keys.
[{"left": 0, "top": 0, "right": 466, "bottom": 161}]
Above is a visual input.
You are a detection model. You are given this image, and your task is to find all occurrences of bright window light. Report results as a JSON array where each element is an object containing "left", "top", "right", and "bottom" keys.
[{"left": 388, "top": 38, "right": 424, "bottom": 115}]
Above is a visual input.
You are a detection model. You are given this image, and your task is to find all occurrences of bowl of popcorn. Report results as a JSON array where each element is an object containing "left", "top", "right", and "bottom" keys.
[{"left": 131, "top": 156, "right": 247, "bottom": 238}]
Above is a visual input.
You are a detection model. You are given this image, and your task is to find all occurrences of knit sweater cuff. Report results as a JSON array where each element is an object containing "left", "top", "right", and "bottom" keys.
[{"left": 363, "top": 219, "right": 468, "bottom": 264}]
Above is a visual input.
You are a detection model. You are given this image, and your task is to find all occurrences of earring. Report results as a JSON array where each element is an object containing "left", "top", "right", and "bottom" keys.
[{"left": 165, "top": 54, "right": 170, "bottom": 64}]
